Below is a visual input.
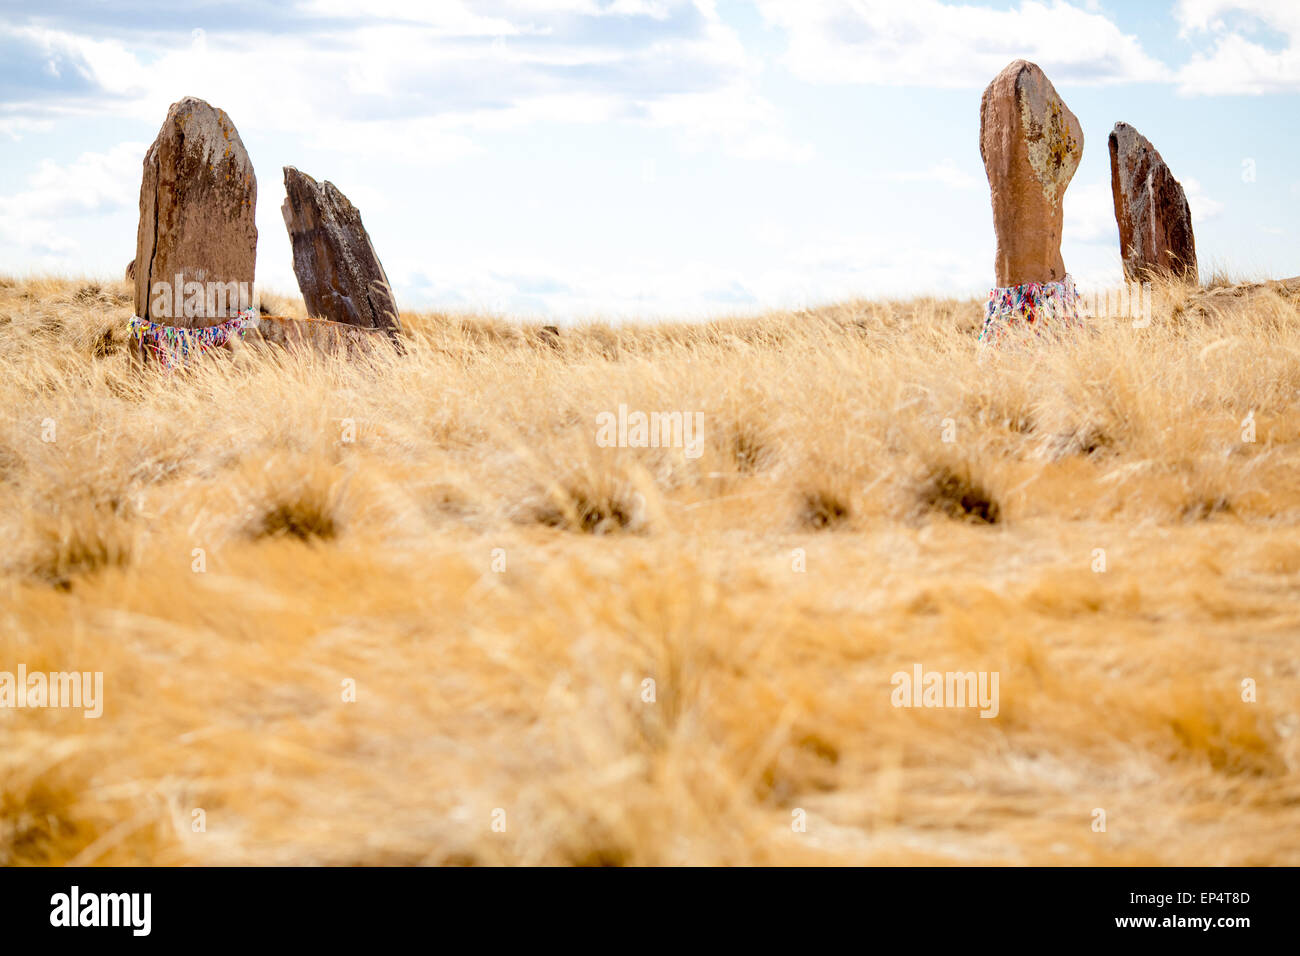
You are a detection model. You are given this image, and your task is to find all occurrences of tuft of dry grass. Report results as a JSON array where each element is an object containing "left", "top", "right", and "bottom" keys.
[
  {"left": 915, "top": 463, "right": 1001, "bottom": 524},
  {"left": 1, "top": 274, "right": 1299, "bottom": 865}
]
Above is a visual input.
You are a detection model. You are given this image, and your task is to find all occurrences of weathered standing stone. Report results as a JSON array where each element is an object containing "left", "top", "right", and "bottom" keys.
[
  {"left": 133, "top": 96, "right": 257, "bottom": 326},
  {"left": 1108, "top": 122, "right": 1197, "bottom": 282},
  {"left": 980, "top": 60, "right": 1083, "bottom": 287},
  {"left": 281, "top": 167, "right": 402, "bottom": 340}
]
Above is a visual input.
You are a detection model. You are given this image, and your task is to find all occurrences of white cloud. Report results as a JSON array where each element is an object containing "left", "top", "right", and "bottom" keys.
[
  {"left": 885, "top": 159, "right": 983, "bottom": 190},
  {"left": 642, "top": 83, "right": 814, "bottom": 161},
  {"left": 7, "top": 26, "right": 150, "bottom": 100},
  {"left": 754, "top": 0, "right": 1170, "bottom": 88},
  {"left": 1064, "top": 180, "right": 1117, "bottom": 244},
  {"left": 1175, "top": 1, "right": 1300, "bottom": 94},
  {"left": 1182, "top": 176, "right": 1225, "bottom": 223},
  {"left": 0, "top": 1, "right": 806, "bottom": 164},
  {"left": 0, "top": 141, "right": 145, "bottom": 258},
  {"left": 1, "top": 141, "right": 144, "bottom": 218},
  {"left": 297, "top": 0, "right": 522, "bottom": 34},
  {"left": 0, "top": 116, "right": 54, "bottom": 141}
]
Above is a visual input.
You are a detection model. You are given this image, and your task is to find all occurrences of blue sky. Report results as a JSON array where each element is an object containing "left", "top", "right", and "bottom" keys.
[{"left": 1, "top": 0, "right": 1298, "bottom": 319}]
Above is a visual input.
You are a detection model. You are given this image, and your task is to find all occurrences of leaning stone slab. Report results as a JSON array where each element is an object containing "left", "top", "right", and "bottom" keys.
[
  {"left": 281, "top": 167, "right": 402, "bottom": 341},
  {"left": 132, "top": 96, "right": 257, "bottom": 332},
  {"left": 1109, "top": 122, "right": 1197, "bottom": 283}
]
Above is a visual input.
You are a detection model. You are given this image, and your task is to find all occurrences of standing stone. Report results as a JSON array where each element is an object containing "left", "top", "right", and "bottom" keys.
[
  {"left": 133, "top": 97, "right": 257, "bottom": 326},
  {"left": 979, "top": 60, "right": 1083, "bottom": 287},
  {"left": 281, "top": 167, "right": 402, "bottom": 340},
  {"left": 1109, "top": 122, "right": 1197, "bottom": 282}
]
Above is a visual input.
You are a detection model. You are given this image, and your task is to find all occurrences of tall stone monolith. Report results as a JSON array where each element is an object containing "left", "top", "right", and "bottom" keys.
[
  {"left": 978, "top": 60, "right": 1085, "bottom": 346},
  {"left": 133, "top": 96, "right": 258, "bottom": 328}
]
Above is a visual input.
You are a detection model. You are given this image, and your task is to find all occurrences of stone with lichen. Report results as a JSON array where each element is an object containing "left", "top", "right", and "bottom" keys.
[{"left": 979, "top": 60, "right": 1083, "bottom": 288}]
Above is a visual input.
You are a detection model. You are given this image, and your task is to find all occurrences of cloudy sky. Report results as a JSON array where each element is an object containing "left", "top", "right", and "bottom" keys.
[{"left": 2, "top": 0, "right": 1298, "bottom": 319}]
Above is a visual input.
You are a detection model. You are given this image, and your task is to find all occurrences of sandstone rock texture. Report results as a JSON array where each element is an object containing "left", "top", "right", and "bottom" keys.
[
  {"left": 980, "top": 60, "right": 1083, "bottom": 287},
  {"left": 1109, "top": 122, "right": 1197, "bottom": 282},
  {"left": 133, "top": 96, "right": 258, "bottom": 326},
  {"left": 281, "top": 167, "right": 402, "bottom": 340}
]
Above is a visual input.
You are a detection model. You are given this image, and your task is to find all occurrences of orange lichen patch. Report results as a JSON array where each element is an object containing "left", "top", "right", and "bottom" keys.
[
  {"left": 1022, "top": 94, "right": 1082, "bottom": 206},
  {"left": 1044, "top": 101, "right": 1079, "bottom": 174}
]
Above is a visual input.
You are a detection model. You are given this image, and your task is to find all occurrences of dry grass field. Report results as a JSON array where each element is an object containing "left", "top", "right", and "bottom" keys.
[{"left": 1, "top": 273, "right": 1298, "bottom": 866}]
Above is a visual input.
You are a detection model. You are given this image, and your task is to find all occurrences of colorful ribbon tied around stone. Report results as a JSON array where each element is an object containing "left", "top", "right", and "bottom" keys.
[
  {"left": 978, "top": 275, "right": 1084, "bottom": 348},
  {"left": 127, "top": 310, "right": 254, "bottom": 370}
]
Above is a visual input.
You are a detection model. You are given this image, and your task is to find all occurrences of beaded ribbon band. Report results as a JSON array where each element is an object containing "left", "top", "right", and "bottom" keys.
[
  {"left": 128, "top": 310, "right": 254, "bottom": 370},
  {"left": 979, "top": 275, "right": 1083, "bottom": 348}
]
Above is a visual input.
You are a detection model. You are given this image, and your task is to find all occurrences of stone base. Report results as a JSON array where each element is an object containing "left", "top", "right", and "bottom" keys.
[
  {"left": 245, "top": 314, "right": 393, "bottom": 357},
  {"left": 128, "top": 312, "right": 394, "bottom": 369}
]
